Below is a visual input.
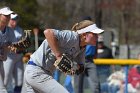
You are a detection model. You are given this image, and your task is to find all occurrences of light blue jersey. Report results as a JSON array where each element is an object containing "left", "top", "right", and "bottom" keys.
[
  {"left": 3, "top": 26, "right": 25, "bottom": 93},
  {"left": 7, "top": 26, "right": 24, "bottom": 56},
  {"left": 0, "top": 27, "right": 15, "bottom": 61},
  {"left": 30, "top": 29, "right": 85, "bottom": 73},
  {"left": 13, "top": 26, "right": 24, "bottom": 42}
]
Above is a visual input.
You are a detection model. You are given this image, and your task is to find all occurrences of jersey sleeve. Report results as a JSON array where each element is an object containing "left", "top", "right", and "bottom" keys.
[
  {"left": 53, "top": 29, "right": 78, "bottom": 48},
  {"left": 7, "top": 27, "right": 17, "bottom": 43}
]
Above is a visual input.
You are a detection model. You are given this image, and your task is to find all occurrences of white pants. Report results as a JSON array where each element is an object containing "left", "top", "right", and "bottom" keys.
[
  {"left": 24, "top": 65, "right": 69, "bottom": 93},
  {"left": 4, "top": 54, "right": 24, "bottom": 93},
  {"left": 0, "top": 62, "right": 7, "bottom": 93}
]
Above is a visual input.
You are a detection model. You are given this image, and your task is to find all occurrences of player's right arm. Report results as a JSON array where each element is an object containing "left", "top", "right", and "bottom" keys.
[
  {"left": 44, "top": 29, "right": 62, "bottom": 60},
  {"left": 0, "top": 42, "right": 11, "bottom": 48}
]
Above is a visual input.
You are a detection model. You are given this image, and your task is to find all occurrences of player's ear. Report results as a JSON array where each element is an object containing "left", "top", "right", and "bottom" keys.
[
  {"left": 80, "top": 33, "right": 86, "bottom": 41},
  {"left": 83, "top": 33, "right": 87, "bottom": 38}
]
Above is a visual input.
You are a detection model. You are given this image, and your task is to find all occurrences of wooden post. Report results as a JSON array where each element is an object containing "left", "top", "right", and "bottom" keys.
[{"left": 33, "top": 28, "right": 39, "bottom": 50}]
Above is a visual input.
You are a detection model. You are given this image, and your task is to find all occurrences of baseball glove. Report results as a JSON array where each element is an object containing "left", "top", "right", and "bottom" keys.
[
  {"left": 12, "top": 34, "right": 31, "bottom": 49},
  {"left": 10, "top": 31, "right": 31, "bottom": 53},
  {"left": 54, "top": 54, "right": 78, "bottom": 75}
]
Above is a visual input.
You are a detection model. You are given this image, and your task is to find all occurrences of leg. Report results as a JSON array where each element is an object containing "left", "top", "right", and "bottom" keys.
[
  {"left": 24, "top": 65, "right": 69, "bottom": 93},
  {"left": 0, "top": 62, "right": 8, "bottom": 93},
  {"left": 6, "top": 78, "right": 14, "bottom": 93},
  {"left": 86, "top": 62, "right": 100, "bottom": 93},
  {"left": 100, "top": 82, "right": 109, "bottom": 93},
  {"left": 97, "top": 66, "right": 111, "bottom": 83},
  {"left": 24, "top": 80, "right": 36, "bottom": 93},
  {"left": 3, "top": 56, "right": 15, "bottom": 93},
  {"left": 64, "top": 75, "right": 74, "bottom": 93},
  {"left": 53, "top": 69, "right": 61, "bottom": 82},
  {"left": 4, "top": 57, "right": 14, "bottom": 86},
  {"left": 108, "top": 85, "right": 119, "bottom": 93},
  {"left": 108, "top": 84, "right": 112, "bottom": 93},
  {"left": 111, "top": 85, "right": 119, "bottom": 93},
  {"left": 74, "top": 72, "right": 84, "bottom": 93},
  {"left": 13, "top": 55, "right": 24, "bottom": 93}
]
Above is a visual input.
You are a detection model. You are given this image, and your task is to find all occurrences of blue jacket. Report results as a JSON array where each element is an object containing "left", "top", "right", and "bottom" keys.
[{"left": 85, "top": 45, "right": 96, "bottom": 62}]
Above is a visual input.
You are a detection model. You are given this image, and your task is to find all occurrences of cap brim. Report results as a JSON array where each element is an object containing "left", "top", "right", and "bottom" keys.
[
  {"left": 0, "top": 10, "right": 13, "bottom": 15},
  {"left": 77, "top": 24, "right": 104, "bottom": 34},
  {"left": 91, "top": 29, "right": 104, "bottom": 34},
  {"left": 4, "top": 11, "right": 13, "bottom": 15},
  {"left": 11, "top": 14, "right": 18, "bottom": 19}
]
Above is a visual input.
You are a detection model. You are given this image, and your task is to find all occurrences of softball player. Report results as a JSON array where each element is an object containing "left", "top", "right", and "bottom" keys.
[
  {"left": 0, "top": 7, "right": 15, "bottom": 93},
  {"left": 24, "top": 20, "right": 104, "bottom": 93},
  {"left": 4, "top": 13, "right": 24, "bottom": 93}
]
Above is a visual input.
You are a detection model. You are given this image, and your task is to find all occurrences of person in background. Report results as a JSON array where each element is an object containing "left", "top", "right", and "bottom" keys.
[
  {"left": 96, "top": 34, "right": 114, "bottom": 84},
  {"left": 118, "top": 53, "right": 140, "bottom": 93},
  {"left": 100, "top": 66, "right": 125, "bottom": 93},
  {"left": 0, "top": 6, "right": 15, "bottom": 93},
  {"left": 128, "top": 53, "right": 140, "bottom": 90},
  {"left": 117, "top": 66, "right": 140, "bottom": 93},
  {"left": 4, "top": 13, "right": 24, "bottom": 93},
  {"left": 74, "top": 16, "right": 100, "bottom": 93},
  {"left": 127, "top": 65, "right": 140, "bottom": 93}
]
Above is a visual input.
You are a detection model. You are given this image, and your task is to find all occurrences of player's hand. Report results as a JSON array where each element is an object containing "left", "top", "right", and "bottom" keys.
[
  {"left": 75, "top": 64, "right": 85, "bottom": 75},
  {"left": 8, "top": 46, "right": 17, "bottom": 53}
]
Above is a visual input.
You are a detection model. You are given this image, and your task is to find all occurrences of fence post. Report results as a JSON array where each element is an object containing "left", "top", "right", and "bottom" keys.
[{"left": 124, "top": 65, "right": 128, "bottom": 93}]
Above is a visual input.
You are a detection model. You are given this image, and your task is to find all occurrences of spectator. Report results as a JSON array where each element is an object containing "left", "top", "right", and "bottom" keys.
[
  {"left": 117, "top": 66, "right": 140, "bottom": 93},
  {"left": 100, "top": 66, "right": 125, "bottom": 93},
  {"left": 128, "top": 65, "right": 140, "bottom": 92},
  {"left": 96, "top": 35, "right": 114, "bottom": 83},
  {"left": 117, "top": 53, "right": 140, "bottom": 93}
]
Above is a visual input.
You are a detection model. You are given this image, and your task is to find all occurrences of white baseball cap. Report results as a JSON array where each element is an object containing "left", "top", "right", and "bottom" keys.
[
  {"left": 0, "top": 7, "right": 13, "bottom": 15},
  {"left": 77, "top": 24, "right": 104, "bottom": 34},
  {"left": 10, "top": 13, "right": 18, "bottom": 19}
]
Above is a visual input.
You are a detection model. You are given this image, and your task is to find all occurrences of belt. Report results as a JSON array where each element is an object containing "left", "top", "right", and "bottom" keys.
[
  {"left": 27, "top": 60, "right": 53, "bottom": 75},
  {"left": 27, "top": 61, "right": 37, "bottom": 66},
  {"left": 85, "top": 59, "right": 93, "bottom": 63}
]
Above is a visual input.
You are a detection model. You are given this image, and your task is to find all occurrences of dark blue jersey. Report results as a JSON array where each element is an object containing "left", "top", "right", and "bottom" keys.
[
  {"left": 86, "top": 45, "right": 96, "bottom": 57},
  {"left": 85, "top": 45, "right": 96, "bottom": 62}
]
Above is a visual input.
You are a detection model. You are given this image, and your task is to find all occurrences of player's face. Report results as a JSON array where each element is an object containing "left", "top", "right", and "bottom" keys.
[
  {"left": 85, "top": 32, "right": 98, "bottom": 45},
  {"left": 9, "top": 19, "right": 17, "bottom": 28},
  {"left": 0, "top": 15, "right": 10, "bottom": 29}
]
